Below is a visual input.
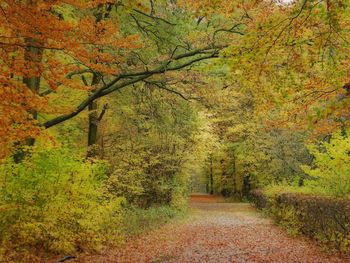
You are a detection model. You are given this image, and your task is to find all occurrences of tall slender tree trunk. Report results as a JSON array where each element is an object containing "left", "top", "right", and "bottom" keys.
[
  {"left": 88, "top": 101, "right": 98, "bottom": 146},
  {"left": 232, "top": 151, "right": 236, "bottom": 196},
  {"left": 87, "top": 74, "right": 101, "bottom": 157},
  {"left": 14, "top": 38, "right": 43, "bottom": 163},
  {"left": 23, "top": 39, "right": 43, "bottom": 117},
  {"left": 86, "top": 4, "right": 112, "bottom": 158},
  {"left": 209, "top": 154, "right": 214, "bottom": 195}
]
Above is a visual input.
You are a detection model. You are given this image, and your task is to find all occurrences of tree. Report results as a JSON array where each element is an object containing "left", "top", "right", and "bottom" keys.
[
  {"left": 225, "top": 0, "right": 350, "bottom": 134},
  {"left": 302, "top": 130, "right": 350, "bottom": 197},
  {"left": 1, "top": 0, "right": 252, "bottom": 159},
  {"left": 0, "top": 0, "right": 139, "bottom": 158},
  {"left": 101, "top": 86, "right": 199, "bottom": 207}
]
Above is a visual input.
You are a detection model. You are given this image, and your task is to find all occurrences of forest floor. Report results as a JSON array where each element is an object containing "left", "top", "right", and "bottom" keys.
[{"left": 78, "top": 195, "right": 349, "bottom": 263}]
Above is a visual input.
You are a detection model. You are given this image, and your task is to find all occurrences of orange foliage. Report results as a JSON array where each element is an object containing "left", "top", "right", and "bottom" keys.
[{"left": 0, "top": 0, "right": 139, "bottom": 158}]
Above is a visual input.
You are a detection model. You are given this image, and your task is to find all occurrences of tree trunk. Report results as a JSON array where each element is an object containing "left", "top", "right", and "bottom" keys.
[
  {"left": 232, "top": 151, "right": 236, "bottom": 196},
  {"left": 87, "top": 74, "right": 101, "bottom": 158},
  {"left": 209, "top": 154, "right": 214, "bottom": 195},
  {"left": 88, "top": 101, "right": 98, "bottom": 144},
  {"left": 86, "top": 4, "right": 112, "bottom": 158},
  {"left": 14, "top": 38, "right": 43, "bottom": 163}
]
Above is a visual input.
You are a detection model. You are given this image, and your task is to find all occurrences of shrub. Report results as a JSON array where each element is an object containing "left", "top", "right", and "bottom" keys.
[
  {"left": 250, "top": 189, "right": 269, "bottom": 210},
  {"left": 0, "top": 146, "right": 124, "bottom": 261},
  {"left": 250, "top": 190, "right": 350, "bottom": 252}
]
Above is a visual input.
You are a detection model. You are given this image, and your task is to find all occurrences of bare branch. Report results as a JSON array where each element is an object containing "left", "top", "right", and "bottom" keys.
[
  {"left": 143, "top": 80, "right": 190, "bottom": 101},
  {"left": 132, "top": 8, "right": 176, "bottom": 26}
]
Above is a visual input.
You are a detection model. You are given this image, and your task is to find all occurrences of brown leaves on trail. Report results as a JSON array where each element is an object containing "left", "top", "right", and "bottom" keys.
[
  {"left": 189, "top": 194, "right": 225, "bottom": 203},
  {"left": 79, "top": 198, "right": 348, "bottom": 263}
]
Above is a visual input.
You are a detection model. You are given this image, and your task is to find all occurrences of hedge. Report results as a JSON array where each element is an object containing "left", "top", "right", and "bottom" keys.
[{"left": 250, "top": 190, "right": 350, "bottom": 253}]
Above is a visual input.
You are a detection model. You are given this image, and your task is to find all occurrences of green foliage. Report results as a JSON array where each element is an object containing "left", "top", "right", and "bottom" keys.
[
  {"left": 170, "top": 175, "right": 190, "bottom": 211},
  {"left": 103, "top": 87, "right": 197, "bottom": 208},
  {"left": 268, "top": 199, "right": 302, "bottom": 236},
  {"left": 234, "top": 129, "right": 311, "bottom": 188},
  {"left": 122, "top": 205, "right": 183, "bottom": 236},
  {"left": 4, "top": 0, "right": 350, "bottom": 259},
  {"left": 276, "top": 206, "right": 301, "bottom": 236},
  {"left": 257, "top": 129, "right": 350, "bottom": 199},
  {"left": 263, "top": 183, "right": 314, "bottom": 197},
  {"left": 0, "top": 147, "right": 124, "bottom": 260},
  {"left": 301, "top": 131, "right": 350, "bottom": 197},
  {"left": 198, "top": 71, "right": 312, "bottom": 198}
]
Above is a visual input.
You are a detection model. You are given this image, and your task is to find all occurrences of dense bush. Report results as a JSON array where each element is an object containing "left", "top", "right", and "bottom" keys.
[
  {"left": 249, "top": 190, "right": 269, "bottom": 210},
  {"left": 250, "top": 190, "right": 350, "bottom": 252},
  {"left": 0, "top": 147, "right": 124, "bottom": 261}
]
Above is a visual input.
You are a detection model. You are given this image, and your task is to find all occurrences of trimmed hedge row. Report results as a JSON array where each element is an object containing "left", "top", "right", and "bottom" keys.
[{"left": 250, "top": 190, "right": 350, "bottom": 252}]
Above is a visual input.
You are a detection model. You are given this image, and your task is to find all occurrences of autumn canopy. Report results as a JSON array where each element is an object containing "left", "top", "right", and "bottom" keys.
[{"left": 1, "top": 0, "right": 350, "bottom": 261}]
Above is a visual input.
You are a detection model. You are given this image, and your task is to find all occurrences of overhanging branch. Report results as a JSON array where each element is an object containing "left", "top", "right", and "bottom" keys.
[
  {"left": 41, "top": 47, "right": 223, "bottom": 129},
  {"left": 143, "top": 80, "right": 190, "bottom": 101}
]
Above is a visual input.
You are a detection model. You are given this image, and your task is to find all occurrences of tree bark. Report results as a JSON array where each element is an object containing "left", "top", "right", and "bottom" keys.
[
  {"left": 14, "top": 38, "right": 43, "bottom": 163},
  {"left": 87, "top": 74, "right": 101, "bottom": 158},
  {"left": 209, "top": 154, "right": 214, "bottom": 195},
  {"left": 86, "top": 4, "right": 110, "bottom": 158},
  {"left": 232, "top": 151, "right": 236, "bottom": 196}
]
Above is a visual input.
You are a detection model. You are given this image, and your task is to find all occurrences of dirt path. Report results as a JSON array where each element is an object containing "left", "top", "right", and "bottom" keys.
[{"left": 81, "top": 195, "right": 348, "bottom": 263}]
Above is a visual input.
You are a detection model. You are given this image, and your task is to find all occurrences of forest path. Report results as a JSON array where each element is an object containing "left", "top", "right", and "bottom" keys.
[{"left": 80, "top": 195, "right": 348, "bottom": 263}]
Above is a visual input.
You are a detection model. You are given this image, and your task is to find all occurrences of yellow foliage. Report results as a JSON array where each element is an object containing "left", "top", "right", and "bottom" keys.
[{"left": 0, "top": 147, "right": 124, "bottom": 261}]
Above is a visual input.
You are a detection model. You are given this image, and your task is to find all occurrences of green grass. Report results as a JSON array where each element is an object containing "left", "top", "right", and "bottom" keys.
[{"left": 122, "top": 205, "right": 186, "bottom": 236}]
